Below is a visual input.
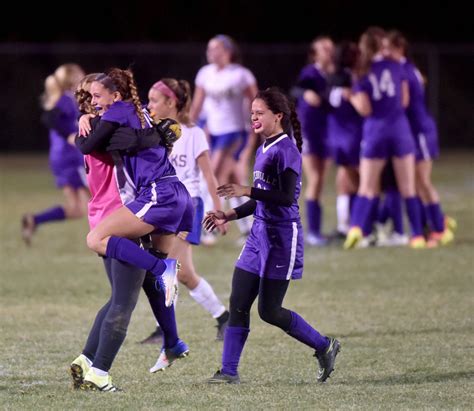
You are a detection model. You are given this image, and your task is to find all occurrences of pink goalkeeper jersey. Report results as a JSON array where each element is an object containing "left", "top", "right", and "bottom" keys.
[{"left": 85, "top": 152, "right": 122, "bottom": 230}]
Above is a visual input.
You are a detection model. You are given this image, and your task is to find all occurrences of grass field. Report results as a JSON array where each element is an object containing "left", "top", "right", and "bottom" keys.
[{"left": 1, "top": 152, "right": 473, "bottom": 410}]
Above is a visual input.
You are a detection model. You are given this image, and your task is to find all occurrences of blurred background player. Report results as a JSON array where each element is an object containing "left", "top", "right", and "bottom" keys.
[
  {"left": 344, "top": 27, "right": 425, "bottom": 249},
  {"left": 190, "top": 34, "right": 258, "bottom": 245},
  {"left": 22, "top": 64, "right": 89, "bottom": 245},
  {"left": 204, "top": 88, "right": 340, "bottom": 384},
  {"left": 292, "top": 36, "right": 334, "bottom": 246},
  {"left": 137, "top": 78, "right": 230, "bottom": 346},
  {"left": 384, "top": 30, "right": 455, "bottom": 246}
]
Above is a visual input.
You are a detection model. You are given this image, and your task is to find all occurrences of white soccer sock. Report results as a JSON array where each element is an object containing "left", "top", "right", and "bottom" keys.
[
  {"left": 91, "top": 367, "right": 108, "bottom": 377},
  {"left": 337, "top": 195, "right": 350, "bottom": 234},
  {"left": 189, "top": 278, "right": 226, "bottom": 319},
  {"left": 229, "top": 197, "right": 253, "bottom": 234},
  {"left": 80, "top": 354, "right": 93, "bottom": 367}
]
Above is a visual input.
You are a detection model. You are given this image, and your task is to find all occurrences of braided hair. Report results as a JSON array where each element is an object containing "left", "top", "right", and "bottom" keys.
[{"left": 255, "top": 88, "right": 303, "bottom": 153}]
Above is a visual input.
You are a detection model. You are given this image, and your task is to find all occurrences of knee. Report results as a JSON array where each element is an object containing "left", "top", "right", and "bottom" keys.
[
  {"left": 257, "top": 303, "right": 278, "bottom": 326},
  {"left": 86, "top": 231, "right": 102, "bottom": 254}
]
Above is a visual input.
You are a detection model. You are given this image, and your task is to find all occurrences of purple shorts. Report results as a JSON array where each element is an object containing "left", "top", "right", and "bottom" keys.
[
  {"left": 127, "top": 178, "right": 194, "bottom": 235},
  {"left": 331, "top": 133, "right": 361, "bottom": 167},
  {"left": 51, "top": 162, "right": 87, "bottom": 189},
  {"left": 361, "top": 115, "right": 415, "bottom": 159},
  {"left": 236, "top": 219, "right": 304, "bottom": 280},
  {"left": 414, "top": 122, "right": 439, "bottom": 162},
  {"left": 183, "top": 197, "right": 204, "bottom": 245},
  {"left": 302, "top": 132, "right": 331, "bottom": 159},
  {"left": 210, "top": 130, "right": 247, "bottom": 160}
]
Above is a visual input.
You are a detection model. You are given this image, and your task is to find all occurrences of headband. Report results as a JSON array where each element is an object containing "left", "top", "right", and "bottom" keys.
[{"left": 152, "top": 81, "right": 178, "bottom": 102}]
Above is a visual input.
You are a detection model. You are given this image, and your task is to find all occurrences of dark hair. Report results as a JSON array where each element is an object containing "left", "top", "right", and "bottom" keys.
[
  {"left": 212, "top": 34, "right": 242, "bottom": 64},
  {"left": 95, "top": 68, "right": 146, "bottom": 128},
  {"left": 255, "top": 87, "right": 302, "bottom": 153},
  {"left": 308, "top": 35, "right": 332, "bottom": 63},
  {"left": 159, "top": 78, "right": 193, "bottom": 126},
  {"left": 357, "top": 26, "right": 386, "bottom": 77}
]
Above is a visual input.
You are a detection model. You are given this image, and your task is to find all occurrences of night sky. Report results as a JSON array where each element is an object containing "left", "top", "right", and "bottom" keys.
[{"left": 2, "top": 1, "right": 473, "bottom": 43}]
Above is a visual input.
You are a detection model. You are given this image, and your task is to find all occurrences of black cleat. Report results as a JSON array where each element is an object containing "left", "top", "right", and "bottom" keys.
[
  {"left": 139, "top": 326, "right": 163, "bottom": 344},
  {"left": 207, "top": 370, "right": 240, "bottom": 384},
  {"left": 314, "top": 338, "right": 341, "bottom": 383},
  {"left": 215, "top": 311, "right": 229, "bottom": 341}
]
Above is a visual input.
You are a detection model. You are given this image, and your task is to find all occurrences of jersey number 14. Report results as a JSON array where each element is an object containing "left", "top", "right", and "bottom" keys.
[{"left": 369, "top": 69, "right": 395, "bottom": 100}]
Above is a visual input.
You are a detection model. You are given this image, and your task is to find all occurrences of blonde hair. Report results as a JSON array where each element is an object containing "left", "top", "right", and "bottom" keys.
[
  {"left": 157, "top": 78, "right": 193, "bottom": 126},
  {"left": 41, "top": 74, "right": 62, "bottom": 110},
  {"left": 54, "top": 63, "right": 85, "bottom": 93},
  {"left": 74, "top": 73, "right": 102, "bottom": 114}
]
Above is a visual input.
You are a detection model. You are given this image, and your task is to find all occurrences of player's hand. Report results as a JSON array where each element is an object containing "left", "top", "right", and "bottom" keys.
[
  {"left": 79, "top": 114, "right": 95, "bottom": 136},
  {"left": 303, "top": 90, "right": 321, "bottom": 107},
  {"left": 155, "top": 118, "right": 182, "bottom": 150},
  {"left": 216, "top": 221, "right": 229, "bottom": 236},
  {"left": 202, "top": 210, "right": 228, "bottom": 232},
  {"left": 216, "top": 183, "right": 251, "bottom": 200}
]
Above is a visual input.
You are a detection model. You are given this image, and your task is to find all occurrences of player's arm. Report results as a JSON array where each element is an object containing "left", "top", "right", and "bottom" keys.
[
  {"left": 75, "top": 119, "right": 119, "bottom": 154},
  {"left": 349, "top": 91, "right": 372, "bottom": 117},
  {"left": 249, "top": 168, "right": 297, "bottom": 207},
  {"left": 189, "top": 86, "right": 206, "bottom": 123}
]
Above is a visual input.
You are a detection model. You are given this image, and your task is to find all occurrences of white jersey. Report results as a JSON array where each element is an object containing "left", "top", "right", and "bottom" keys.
[
  {"left": 169, "top": 124, "right": 209, "bottom": 198},
  {"left": 195, "top": 63, "right": 256, "bottom": 135}
]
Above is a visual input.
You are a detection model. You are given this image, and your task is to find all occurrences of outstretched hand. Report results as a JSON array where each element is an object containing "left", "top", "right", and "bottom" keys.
[
  {"left": 202, "top": 210, "right": 228, "bottom": 233},
  {"left": 216, "top": 183, "right": 251, "bottom": 200},
  {"left": 79, "top": 114, "right": 95, "bottom": 136}
]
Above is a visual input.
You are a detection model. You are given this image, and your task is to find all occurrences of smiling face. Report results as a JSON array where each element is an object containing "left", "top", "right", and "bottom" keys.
[
  {"left": 147, "top": 88, "right": 174, "bottom": 120},
  {"left": 90, "top": 81, "right": 117, "bottom": 112},
  {"left": 251, "top": 98, "right": 283, "bottom": 138}
]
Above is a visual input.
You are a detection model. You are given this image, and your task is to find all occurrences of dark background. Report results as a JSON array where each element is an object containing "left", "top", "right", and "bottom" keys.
[{"left": 1, "top": 1, "right": 473, "bottom": 151}]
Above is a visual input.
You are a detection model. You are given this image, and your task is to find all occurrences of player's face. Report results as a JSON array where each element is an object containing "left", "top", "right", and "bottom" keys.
[
  {"left": 251, "top": 98, "right": 283, "bottom": 138},
  {"left": 313, "top": 38, "right": 334, "bottom": 66},
  {"left": 147, "top": 89, "right": 173, "bottom": 120},
  {"left": 90, "top": 82, "right": 117, "bottom": 111},
  {"left": 206, "top": 39, "right": 229, "bottom": 65}
]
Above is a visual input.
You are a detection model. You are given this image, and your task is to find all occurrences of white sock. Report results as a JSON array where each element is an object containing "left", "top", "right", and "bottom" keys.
[
  {"left": 91, "top": 367, "right": 108, "bottom": 377},
  {"left": 80, "top": 354, "right": 93, "bottom": 367},
  {"left": 229, "top": 197, "right": 253, "bottom": 234},
  {"left": 189, "top": 278, "right": 226, "bottom": 319},
  {"left": 336, "top": 195, "right": 350, "bottom": 234}
]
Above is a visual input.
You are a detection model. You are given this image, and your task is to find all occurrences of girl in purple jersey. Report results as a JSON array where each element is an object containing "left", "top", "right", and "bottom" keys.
[
  {"left": 344, "top": 27, "right": 425, "bottom": 249},
  {"left": 203, "top": 88, "right": 340, "bottom": 384},
  {"left": 22, "top": 64, "right": 89, "bottom": 245},
  {"left": 384, "top": 31, "right": 455, "bottom": 246},
  {"left": 292, "top": 36, "right": 334, "bottom": 246}
]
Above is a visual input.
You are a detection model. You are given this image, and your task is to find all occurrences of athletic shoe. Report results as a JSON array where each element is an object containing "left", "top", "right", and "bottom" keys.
[
  {"left": 139, "top": 326, "right": 163, "bottom": 344},
  {"left": 427, "top": 229, "right": 454, "bottom": 247},
  {"left": 201, "top": 231, "right": 217, "bottom": 246},
  {"left": 21, "top": 214, "right": 36, "bottom": 246},
  {"left": 80, "top": 369, "right": 119, "bottom": 392},
  {"left": 377, "top": 232, "right": 409, "bottom": 247},
  {"left": 314, "top": 338, "right": 341, "bottom": 383},
  {"left": 207, "top": 369, "right": 240, "bottom": 384},
  {"left": 445, "top": 216, "right": 457, "bottom": 232},
  {"left": 343, "top": 226, "right": 363, "bottom": 250},
  {"left": 155, "top": 259, "right": 180, "bottom": 307},
  {"left": 149, "top": 339, "right": 189, "bottom": 373},
  {"left": 409, "top": 236, "right": 426, "bottom": 249},
  {"left": 70, "top": 354, "right": 91, "bottom": 389},
  {"left": 306, "top": 233, "right": 328, "bottom": 247}
]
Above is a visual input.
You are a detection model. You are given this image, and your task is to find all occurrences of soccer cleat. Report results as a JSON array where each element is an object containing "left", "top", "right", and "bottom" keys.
[
  {"left": 21, "top": 214, "right": 36, "bottom": 246},
  {"left": 140, "top": 326, "right": 164, "bottom": 344},
  {"left": 409, "top": 236, "right": 426, "bottom": 249},
  {"left": 376, "top": 232, "right": 409, "bottom": 247},
  {"left": 314, "top": 338, "right": 341, "bottom": 383},
  {"left": 445, "top": 216, "right": 457, "bottom": 232},
  {"left": 427, "top": 229, "right": 454, "bottom": 247},
  {"left": 70, "top": 354, "right": 91, "bottom": 389},
  {"left": 343, "top": 226, "right": 363, "bottom": 250},
  {"left": 149, "top": 339, "right": 189, "bottom": 373},
  {"left": 80, "top": 369, "right": 119, "bottom": 392},
  {"left": 154, "top": 259, "right": 180, "bottom": 307},
  {"left": 306, "top": 233, "right": 328, "bottom": 247},
  {"left": 207, "top": 369, "right": 240, "bottom": 384}
]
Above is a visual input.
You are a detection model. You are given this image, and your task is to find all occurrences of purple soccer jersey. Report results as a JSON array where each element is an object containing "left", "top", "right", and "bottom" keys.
[
  {"left": 102, "top": 101, "right": 193, "bottom": 233},
  {"left": 354, "top": 57, "right": 414, "bottom": 159},
  {"left": 47, "top": 93, "right": 85, "bottom": 188},
  {"left": 296, "top": 64, "right": 330, "bottom": 157},
  {"left": 402, "top": 59, "right": 439, "bottom": 161},
  {"left": 236, "top": 134, "right": 304, "bottom": 280}
]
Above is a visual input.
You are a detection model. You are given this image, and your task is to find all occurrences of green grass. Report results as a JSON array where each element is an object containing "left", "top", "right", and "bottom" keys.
[{"left": 1, "top": 152, "right": 473, "bottom": 410}]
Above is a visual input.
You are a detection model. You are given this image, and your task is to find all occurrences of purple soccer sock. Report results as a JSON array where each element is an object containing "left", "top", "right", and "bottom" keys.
[
  {"left": 350, "top": 195, "right": 375, "bottom": 235},
  {"left": 386, "top": 189, "right": 404, "bottom": 234},
  {"left": 306, "top": 200, "right": 322, "bottom": 236},
  {"left": 33, "top": 206, "right": 66, "bottom": 225},
  {"left": 405, "top": 197, "right": 423, "bottom": 237},
  {"left": 378, "top": 196, "right": 390, "bottom": 225},
  {"left": 152, "top": 287, "right": 178, "bottom": 349},
  {"left": 362, "top": 197, "right": 379, "bottom": 236},
  {"left": 221, "top": 326, "right": 250, "bottom": 376},
  {"left": 106, "top": 236, "right": 166, "bottom": 276},
  {"left": 426, "top": 203, "right": 445, "bottom": 232},
  {"left": 287, "top": 311, "right": 329, "bottom": 351},
  {"left": 416, "top": 197, "right": 427, "bottom": 229}
]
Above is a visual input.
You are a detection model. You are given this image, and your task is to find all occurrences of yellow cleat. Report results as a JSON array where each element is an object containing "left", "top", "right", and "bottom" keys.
[
  {"left": 70, "top": 354, "right": 91, "bottom": 389},
  {"left": 445, "top": 216, "right": 457, "bottom": 232},
  {"left": 409, "top": 236, "right": 426, "bottom": 249},
  {"left": 343, "top": 227, "right": 363, "bottom": 250},
  {"left": 428, "top": 229, "right": 454, "bottom": 247},
  {"left": 80, "top": 369, "right": 119, "bottom": 392}
]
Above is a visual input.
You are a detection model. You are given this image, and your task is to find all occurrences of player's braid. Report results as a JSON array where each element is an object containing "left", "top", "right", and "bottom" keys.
[
  {"left": 289, "top": 101, "right": 303, "bottom": 153},
  {"left": 75, "top": 88, "right": 93, "bottom": 114},
  {"left": 125, "top": 70, "right": 146, "bottom": 129}
]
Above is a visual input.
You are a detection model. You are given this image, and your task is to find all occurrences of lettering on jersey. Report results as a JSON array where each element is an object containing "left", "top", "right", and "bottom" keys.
[
  {"left": 170, "top": 154, "right": 187, "bottom": 168},
  {"left": 253, "top": 170, "right": 277, "bottom": 186}
]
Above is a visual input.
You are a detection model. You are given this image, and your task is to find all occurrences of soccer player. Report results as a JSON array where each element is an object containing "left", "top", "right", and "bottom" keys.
[
  {"left": 70, "top": 69, "right": 190, "bottom": 391},
  {"left": 190, "top": 34, "right": 258, "bottom": 244},
  {"left": 130, "top": 78, "right": 230, "bottom": 354},
  {"left": 203, "top": 88, "right": 340, "bottom": 384},
  {"left": 292, "top": 36, "right": 334, "bottom": 246},
  {"left": 344, "top": 27, "right": 425, "bottom": 249},
  {"left": 22, "top": 64, "right": 89, "bottom": 245},
  {"left": 384, "top": 30, "right": 455, "bottom": 245}
]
